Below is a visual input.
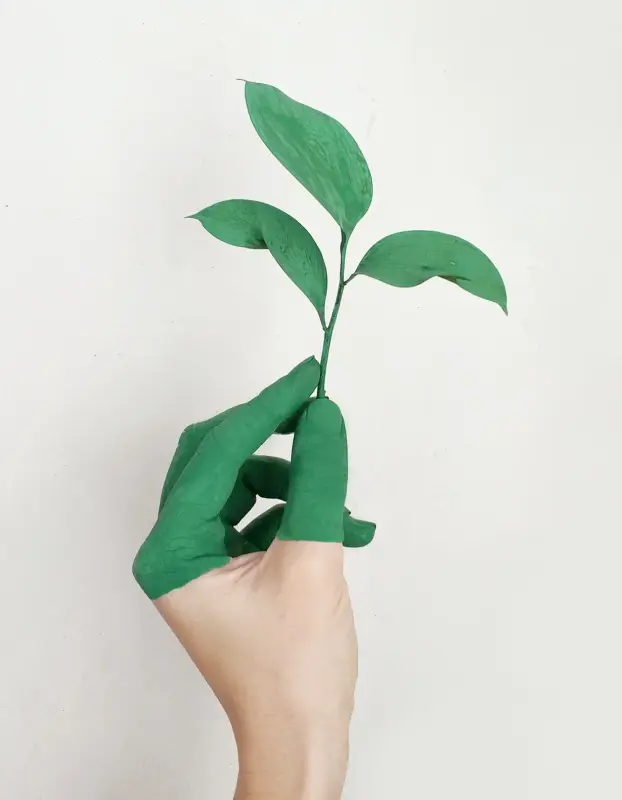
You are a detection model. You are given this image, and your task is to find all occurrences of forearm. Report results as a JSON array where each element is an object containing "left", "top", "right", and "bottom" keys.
[{"left": 233, "top": 716, "right": 349, "bottom": 800}]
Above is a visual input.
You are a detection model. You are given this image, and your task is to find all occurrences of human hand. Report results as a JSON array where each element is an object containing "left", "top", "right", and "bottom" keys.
[{"left": 133, "top": 357, "right": 375, "bottom": 799}]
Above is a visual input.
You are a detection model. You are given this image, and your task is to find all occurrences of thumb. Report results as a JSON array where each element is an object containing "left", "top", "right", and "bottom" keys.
[{"left": 277, "top": 399, "right": 347, "bottom": 543}]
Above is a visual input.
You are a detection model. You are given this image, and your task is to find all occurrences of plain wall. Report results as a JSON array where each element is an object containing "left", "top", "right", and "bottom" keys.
[{"left": 1, "top": 1, "right": 621, "bottom": 797}]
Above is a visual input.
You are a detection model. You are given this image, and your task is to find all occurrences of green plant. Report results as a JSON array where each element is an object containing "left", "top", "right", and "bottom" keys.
[{"left": 190, "top": 82, "right": 507, "bottom": 397}]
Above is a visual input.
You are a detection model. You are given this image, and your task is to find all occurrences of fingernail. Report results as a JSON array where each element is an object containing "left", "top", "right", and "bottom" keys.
[
  {"left": 291, "top": 355, "right": 318, "bottom": 372},
  {"left": 297, "top": 358, "right": 321, "bottom": 387}
]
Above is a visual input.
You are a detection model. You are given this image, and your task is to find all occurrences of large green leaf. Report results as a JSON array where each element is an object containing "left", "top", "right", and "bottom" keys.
[
  {"left": 355, "top": 230, "right": 507, "bottom": 313},
  {"left": 244, "top": 82, "right": 373, "bottom": 236},
  {"left": 190, "top": 199, "right": 327, "bottom": 323}
]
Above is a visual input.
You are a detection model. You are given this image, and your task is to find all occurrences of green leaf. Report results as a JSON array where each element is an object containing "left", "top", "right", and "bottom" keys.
[
  {"left": 355, "top": 230, "right": 507, "bottom": 313},
  {"left": 189, "top": 199, "right": 328, "bottom": 323},
  {"left": 244, "top": 82, "right": 373, "bottom": 236}
]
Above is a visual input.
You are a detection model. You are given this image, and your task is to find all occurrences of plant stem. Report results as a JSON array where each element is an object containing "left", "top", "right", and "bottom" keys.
[{"left": 317, "top": 230, "right": 349, "bottom": 398}]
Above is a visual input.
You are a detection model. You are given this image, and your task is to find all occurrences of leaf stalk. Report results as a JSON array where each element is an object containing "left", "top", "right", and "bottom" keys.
[{"left": 317, "top": 231, "right": 350, "bottom": 398}]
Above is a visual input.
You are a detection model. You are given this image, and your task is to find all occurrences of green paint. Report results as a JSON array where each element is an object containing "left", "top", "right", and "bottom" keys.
[
  {"left": 134, "top": 82, "right": 508, "bottom": 599},
  {"left": 192, "top": 81, "right": 507, "bottom": 398},
  {"left": 318, "top": 231, "right": 349, "bottom": 398},
  {"left": 189, "top": 199, "right": 327, "bottom": 324},
  {"left": 244, "top": 82, "right": 373, "bottom": 236},
  {"left": 133, "top": 358, "right": 375, "bottom": 599},
  {"left": 355, "top": 230, "right": 507, "bottom": 313}
]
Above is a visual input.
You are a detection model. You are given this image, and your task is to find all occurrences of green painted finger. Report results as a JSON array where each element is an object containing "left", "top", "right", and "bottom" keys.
[
  {"left": 221, "top": 456, "right": 290, "bottom": 525},
  {"left": 242, "top": 503, "right": 375, "bottom": 551},
  {"left": 241, "top": 504, "right": 286, "bottom": 551},
  {"left": 342, "top": 510, "right": 377, "bottom": 547},
  {"left": 223, "top": 523, "right": 261, "bottom": 557},
  {"left": 221, "top": 456, "right": 376, "bottom": 544},
  {"left": 133, "top": 357, "right": 320, "bottom": 599},
  {"left": 278, "top": 399, "right": 348, "bottom": 543},
  {"left": 160, "top": 378, "right": 314, "bottom": 515},
  {"left": 133, "top": 513, "right": 231, "bottom": 599},
  {"left": 160, "top": 395, "right": 306, "bottom": 512},
  {"left": 163, "top": 357, "right": 320, "bottom": 520},
  {"left": 275, "top": 400, "right": 311, "bottom": 435},
  {"left": 159, "top": 407, "right": 235, "bottom": 511}
]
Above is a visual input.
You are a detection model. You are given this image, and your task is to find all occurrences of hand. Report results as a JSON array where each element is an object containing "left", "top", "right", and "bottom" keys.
[{"left": 133, "top": 357, "right": 375, "bottom": 799}]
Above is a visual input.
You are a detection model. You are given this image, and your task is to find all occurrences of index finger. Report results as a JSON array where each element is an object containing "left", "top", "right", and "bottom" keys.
[{"left": 164, "top": 356, "right": 320, "bottom": 519}]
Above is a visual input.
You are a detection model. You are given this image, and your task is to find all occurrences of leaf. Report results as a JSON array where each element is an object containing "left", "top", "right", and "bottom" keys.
[
  {"left": 355, "top": 230, "right": 507, "bottom": 313},
  {"left": 189, "top": 199, "right": 328, "bottom": 323},
  {"left": 244, "top": 81, "right": 373, "bottom": 236}
]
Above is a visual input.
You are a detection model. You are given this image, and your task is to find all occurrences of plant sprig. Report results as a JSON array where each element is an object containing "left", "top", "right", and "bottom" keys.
[{"left": 190, "top": 82, "right": 507, "bottom": 398}]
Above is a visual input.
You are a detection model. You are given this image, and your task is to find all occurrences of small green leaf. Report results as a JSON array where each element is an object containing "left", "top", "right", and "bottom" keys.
[
  {"left": 355, "top": 230, "right": 507, "bottom": 313},
  {"left": 189, "top": 199, "right": 328, "bottom": 323},
  {"left": 244, "top": 82, "right": 373, "bottom": 236}
]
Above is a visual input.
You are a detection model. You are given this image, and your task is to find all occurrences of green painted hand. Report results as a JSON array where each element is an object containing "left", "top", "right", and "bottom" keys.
[{"left": 133, "top": 357, "right": 375, "bottom": 600}]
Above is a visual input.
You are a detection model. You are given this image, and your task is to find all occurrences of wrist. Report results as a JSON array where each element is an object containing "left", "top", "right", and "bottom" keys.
[{"left": 234, "top": 713, "right": 349, "bottom": 799}]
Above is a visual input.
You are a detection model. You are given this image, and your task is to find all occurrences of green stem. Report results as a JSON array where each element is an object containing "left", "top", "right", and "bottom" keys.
[{"left": 317, "top": 231, "right": 349, "bottom": 398}]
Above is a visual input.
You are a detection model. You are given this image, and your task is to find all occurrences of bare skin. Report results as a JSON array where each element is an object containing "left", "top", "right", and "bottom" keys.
[{"left": 157, "top": 539, "right": 355, "bottom": 799}]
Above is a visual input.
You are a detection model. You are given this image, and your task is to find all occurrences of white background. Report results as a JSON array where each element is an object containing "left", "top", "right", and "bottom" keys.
[{"left": 1, "top": 1, "right": 621, "bottom": 797}]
